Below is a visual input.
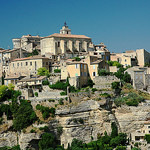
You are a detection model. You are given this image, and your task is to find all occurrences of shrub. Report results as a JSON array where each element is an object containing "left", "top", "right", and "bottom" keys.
[
  {"left": 34, "top": 92, "right": 38, "bottom": 97},
  {"left": 36, "top": 104, "right": 41, "bottom": 110},
  {"left": 111, "top": 82, "right": 120, "bottom": 89},
  {"left": 144, "top": 134, "right": 150, "bottom": 143},
  {"left": 59, "top": 98, "right": 64, "bottom": 105},
  {"left": 54, "top": 69, "right": 61, "bottom": 73},
  {"left": 48, "top": 99, "right": 55, "bottom": 102},
  {"left": 87, "top": 79, "right": 94, "bottom": 88},
  {"left": 0, "top": 118, "right": 3, "bottom": 125},
  {"left": 42, "top": 111, "right": 50, "bottom": 120},
  {"left": 69, "top": 86, "right": 77, "bottom": 93},
  {"left": 38, "top": 133, "right": 56, "bottom": 150},
  {"left": 111, "top": 122, "right": 118, "bottom": 138},
  {"left": 37, "top": 67, "right": 50, "bottom": 77},
  {"left": 91, "top": 88, "right": 98, "bottom": 92},
  {"left": 13, "top": 100, "right": 37, "bottom": 131},
  {"left": 42, "top": 80, "right": 50, "bottom": 85},
  {"left": 99, "top": 93, "right": 111, "bottom": 98},
  {"left": 30, "top": 129, "right": 36, "bottom": 133},
  {"left": 49, "top": 80, "right": 69, "bottom": 91},
  {"left": 98, "top": 69, "right": 111, "bottom": 76},
  {"left": 57, "top": 126, "right": 63, "bottom": 136},
  {"left": 60, "top": 91, "right": 67, "bottom": 96},
  {"left": 39, "top": 126, "right": 49, "bottom": 132},
  {"left": 116, "top": 146, "right": 126, "bottom": 150}
]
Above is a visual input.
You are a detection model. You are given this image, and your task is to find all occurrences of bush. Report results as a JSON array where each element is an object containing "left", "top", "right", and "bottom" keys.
[
  {"left": 39, "top": 126, "right": 49, "bottom": 132},
  {"left": 99, "top": 93, "right": 111, "bottom": 98},
  {"left": 38, "top": 133, "right": 56, "bottom": 150},
  {"left": 54, "top": 69, "right": 61, "bottom": 73},
  {"left": 57, "top": 126, "right": 63, "bottom": 136},
  {"left": 92, "top": 88, "right": 98, "bottom": 92},
  {"left": 37, "top": 67, "right": 50, "bottom": 77},
  {"left": 42, "top": 80, "right": 50, "bottom": 85},
  {"left": 144, "top": 134, "right": 150, "bottom": 143},
  {"left": 30, "top": 129, "right": 36, "bottom": 133},
  {"left": 34, "top": 92, "right": 38, "bottom": 97},
  {"left": 42, "top": 111, "right": 50, "bottom": 120},
  {"left": 98, "top": 69, "right": 111, "bottom": 76},
  {"left": 116, "top": 146, "right": 126, "bottom": 150},
  {"left": 0, "top": 118, "right": 3, "bottom": 125},
  {"left": 48, "top": 99, "right": 55, "bottom": 102},
  {"left": 87, "top": 79, "right": 94, "bottom": 88},
  {"left": 49, "top": 80, "right": 69, "bottom": 91},
  {"left": 13, "top": 100, "right": 37, "bottom": 131},
  {"left": 36, "top": 104, "right": 41, "bottom": 110},
  {"left": 60, "top": 91, "right": 67, "bottom": 96},
  {"left": 59, "top": 98, "right": 64, "bottom": 105},
  {"left": 111, "top": 122, "right": 118, "bottom": 138},
  {"left": 111, "top": 82, "right": 120, "bottom": 89}
]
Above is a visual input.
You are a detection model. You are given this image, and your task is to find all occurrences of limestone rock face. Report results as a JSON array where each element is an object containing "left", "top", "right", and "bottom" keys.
[
  {"left": 19, "top": 133, "right": 41, "bottom": 150},
  {"left": 0, "top": 132, "right": 17, "bottom": 148},
  {"left": 55, "top": 100, "right": 113, "bottom": 148}
]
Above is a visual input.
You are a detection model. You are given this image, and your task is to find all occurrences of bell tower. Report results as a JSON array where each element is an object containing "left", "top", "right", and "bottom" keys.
[{"left": 60, "top": 22, "right": 71, "bottom": 34}]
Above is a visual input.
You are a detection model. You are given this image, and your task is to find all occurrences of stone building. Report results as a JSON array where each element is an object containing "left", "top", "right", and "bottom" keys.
[
  {"left": 41, "top": 23, "right": 92, "bottom": 55},
  {"left": 12, "top": 35, "right": 41, "bottom": 53},
  {"left": 89, "top": 42, "right": 110, "bottom": 61},
  {"left": 8, "top": 55, "right": 52, "bottom": 77},
  {"left": 126, "top": 66, "right": 150, "bottom": 90},
  {"left": 111, "top": 49, "right": 150, "bottom": 67}
]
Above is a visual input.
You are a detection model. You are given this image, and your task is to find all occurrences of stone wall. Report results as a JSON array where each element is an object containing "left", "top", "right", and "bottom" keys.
[{"left": 93, "top": 76, "right": 120, "bottom": 89}]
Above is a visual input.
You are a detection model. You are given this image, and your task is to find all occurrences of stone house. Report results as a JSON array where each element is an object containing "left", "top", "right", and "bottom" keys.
[
  {"left": 126, "top": 66, "right": 150, "bottom": 90},
  {"left": 89, "top": 42, "right": 110, "bottom": 61},
  {"left": 12, "top": 35, "right": 41, "bottom": 53},
  {"left": 8, "top": 55, "right": 52, "bottom": 77},
  {"left": 41, "top": 23, "right": 92, "bottom": 55},
  {"left": 110, "top": 49, "right": 150, "bottom": 67}
]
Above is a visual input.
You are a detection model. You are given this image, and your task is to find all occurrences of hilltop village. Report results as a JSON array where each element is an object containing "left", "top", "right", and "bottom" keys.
[{"left": 1, "top": 23, "right": 150, "bottom": 150}]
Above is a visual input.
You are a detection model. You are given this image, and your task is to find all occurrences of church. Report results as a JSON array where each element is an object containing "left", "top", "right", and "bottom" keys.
[{"left": 40, "top": 22, "right": 92, "bottom": 55}]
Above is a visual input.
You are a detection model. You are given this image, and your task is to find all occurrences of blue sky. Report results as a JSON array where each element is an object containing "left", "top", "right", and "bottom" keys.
[{"left": 0, "top": 0, "right": 150, "bottom": 53}]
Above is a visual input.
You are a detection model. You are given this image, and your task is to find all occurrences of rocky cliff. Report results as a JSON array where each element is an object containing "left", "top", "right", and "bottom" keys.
[{"left": 0, "top": 99, "right": 150, "bottom": 149}]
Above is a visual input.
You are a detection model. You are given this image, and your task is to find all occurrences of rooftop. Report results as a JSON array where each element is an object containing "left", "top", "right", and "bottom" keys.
[
  {"left": 11, "top": 55, "right": 50, "bottom": 62},
  {"left": 44, "top": 33, "right": 91, "bottom": 39}
]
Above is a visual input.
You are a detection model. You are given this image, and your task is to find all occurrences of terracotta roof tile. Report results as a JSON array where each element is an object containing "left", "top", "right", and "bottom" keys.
[{"left": 44, "top": 33, "right": 91, "bottom": 39}]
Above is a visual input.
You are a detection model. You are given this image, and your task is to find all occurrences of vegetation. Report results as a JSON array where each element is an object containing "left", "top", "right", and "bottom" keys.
[
  {"left": 73, "top": 57, "right": 81, "bottom": 61},
  {"left": 107, "top": 61, "right": 122, "bottom": 68},
  {"left": 59, "top": 98, "right": 64, "bottom": 105},
  {"left": 0, "top": 145, "right": 21, "bottom": 150},
  {"left": 54, "top": 69, "right": 61, "bottom": 73},
  {"left": 114, "top": 92, "right": 144, "bottom": 107},
  {"left": 37, "top": 67, "right": 50, "bottom": 77},
  {"left": 34, "top": 92, "right": 38, "bottom": 97},
  {"left": 60, "top": 91, "right": 67, "bottom": 96},
  {"left": 144, "top": 134, "right": 150, "bottom": 143},
  {"left": 99, "top": 93, "right": 111, "bottom": 98},
  {"left": 13, "top": 100, "right": 37, "bottom": 131},
  {"left": 27, "top": 49, "right": 39, "bottom": 57},
  {"left": 49, "top": 79, "right": 69, "bottom": 91},
  {"left": 42, "top": 80, "right": 50, "bottom": 85},
  {"left": 98, "top": 69, "right": 112, "bottom": 76},
  {"left": 87, "top": 78, "right": 94, "bottom": 88},
  {"left": 36, "top": 104, "right": 55, "bottom": 119}
]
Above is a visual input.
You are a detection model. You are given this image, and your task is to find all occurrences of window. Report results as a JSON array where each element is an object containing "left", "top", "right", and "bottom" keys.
[
  {"left": 81, "top": 64, "right": 82, "bottom": 68},
  {"left": 58, "top": 42, "right": 60, "bottom": 47},
  {"left": 148, "top": 126, "right": 150, "bottom": 128},
  {"left": 84, "top": 72, "right": 86, "bottom": 76},
  {"left": 26, "top": 62, "right": 28, "bottom": 66},
  {"left": 13, "top": 63, "right": 14, "bottom": 67},
  {"left": 0, "top": 60, "right": 1, "bottom": 63},
  {"left": 75, "top": 64, "right": 78, "bottom": 69},
  {"left": 17, "top": 63, "right": 19, "bottom": 67},
  {"left": 21, "top": 62, "right": 22, "bottom": 66},
  {"left": 81, "top": 72, "right": 83, "bottom": 76},
  {"left": 84, "top": 65, "right": 86, "bottom": 69},
  {"left": 30, "top": 62, "right": 32, "bottom": 66},
  {"left": 46, "top": 62, "right": 48, "bottom": 65},
  {"left": 43, "top": 62, "right": 45, "bottom": 65},
  {"left": 125, "top": 59, "right": 127, "bottom": 62},
  {"left": 93, "top": 65, "right": 95, "bottom": 69},
  {"left": 93, "top": 72, "right": 96, "bottom": 76}
]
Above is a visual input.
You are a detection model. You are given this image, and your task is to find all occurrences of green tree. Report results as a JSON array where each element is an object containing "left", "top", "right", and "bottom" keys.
[
  {"left": 13, "top": 100, "right": 37, "bottom": 131},
  {"left": 123, "top": 72, "right": 131, "bottom": 83},
  {"left": 37, "top": 67, "right": 50, "bottom": 77},
  {"left": 98, "top": 69, "right": 111, "bottom": 76},
  {"left": 38, "top": 133, "right": 56, "bottom": 150},
  {"left": 111, "top": 122, "right": 118, "bottom": 138}
]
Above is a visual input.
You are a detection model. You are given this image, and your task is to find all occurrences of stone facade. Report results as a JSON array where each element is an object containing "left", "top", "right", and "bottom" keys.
[
  {"left": 93, "top": 75, "right": 120, "bottom": 89},
  {"left": 12, "top": 35, "right": 41, "bottom": 53},
  {"left": 41, "top": 24, "right": 92, "bottom": 55}
]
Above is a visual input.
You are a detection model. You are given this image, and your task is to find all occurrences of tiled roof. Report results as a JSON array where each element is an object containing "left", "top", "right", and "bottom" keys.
[
  {"left": 11, "top": 55, "right": 50, "bottom": 62},
  {"left": 44, "top": 33, "right": 91, "bottom": 39},
  {"left": 18, "top": 76, "right": 46, "bottom": 82}
]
